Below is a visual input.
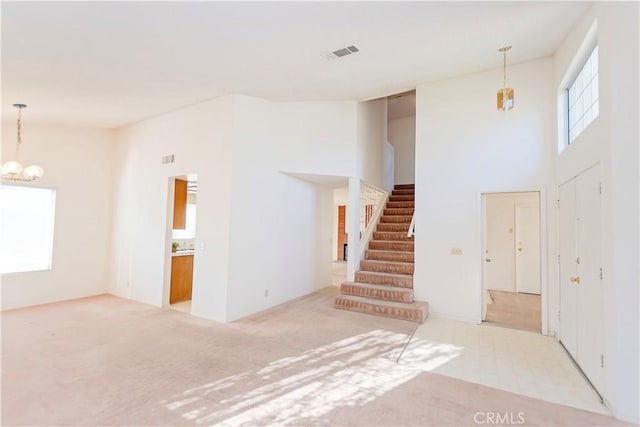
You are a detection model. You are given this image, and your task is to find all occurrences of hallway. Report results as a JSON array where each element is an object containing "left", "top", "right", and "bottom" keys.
[{"left": 485, "top": 290, "right": 541, "bottom": 331}]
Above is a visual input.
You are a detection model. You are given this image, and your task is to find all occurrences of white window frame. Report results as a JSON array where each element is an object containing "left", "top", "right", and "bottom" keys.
[
  {"left": 567, "top": 45, "right": 599, "bottom": 144},
  {"left": 557, "top": 19, "right": 598, "bottom": 154},
  {"left": 0, "top": 184, "right": 57, "bottom": 274}
]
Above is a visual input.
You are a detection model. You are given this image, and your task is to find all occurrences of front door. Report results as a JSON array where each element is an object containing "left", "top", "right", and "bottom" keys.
[
  {"left": 559, "top": 179, "right": 578, "bottom": 359},
  {"left": 575, "top": 165, "right": 604, "bottom": 393},
  {"left": 515, "top": 205, "right": 541, "bottom": 294}
]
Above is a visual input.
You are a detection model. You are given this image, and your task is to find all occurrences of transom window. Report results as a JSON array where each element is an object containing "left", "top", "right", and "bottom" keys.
[{"left": 568, "top": 45, "right": 599, "bottom": 144}]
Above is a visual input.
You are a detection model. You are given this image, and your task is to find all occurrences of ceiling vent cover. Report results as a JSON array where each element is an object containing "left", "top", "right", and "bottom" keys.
[{"left": 330, "top": 45, "right": 360, "bottom": 59}]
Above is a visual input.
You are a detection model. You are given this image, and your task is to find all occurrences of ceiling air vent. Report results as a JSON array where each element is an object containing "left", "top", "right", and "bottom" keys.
[{"left": 329, "top": 45, "right": 360, "bottom": 59}]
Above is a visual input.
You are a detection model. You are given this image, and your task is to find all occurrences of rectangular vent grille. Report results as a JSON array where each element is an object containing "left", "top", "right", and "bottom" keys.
[
  {"left": 162, "top": 154, "right": 175, "bottom": 164},
  {"left": 331, "top": 45, "right": 360, "bottom": 58}
]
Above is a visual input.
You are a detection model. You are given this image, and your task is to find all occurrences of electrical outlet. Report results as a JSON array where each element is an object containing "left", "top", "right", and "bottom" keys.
[{"left": 451, "top": 247, "right": 463, "bottom": 255}]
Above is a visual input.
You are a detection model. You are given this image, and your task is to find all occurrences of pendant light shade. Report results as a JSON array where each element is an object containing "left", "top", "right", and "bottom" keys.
[
  {"left": 1, "top": 104, "right": 44, "bottom": 182},
  {"left": 497, "top": 46, "right": 514, "bottom": 111}
]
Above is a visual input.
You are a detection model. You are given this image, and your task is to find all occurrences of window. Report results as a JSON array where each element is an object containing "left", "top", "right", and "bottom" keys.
[
  {"left": 568, "top": 45, "right": 599, "bottom": 143},
  {"left": 0, "top": 185, "right": 56, "bottom": 274}
]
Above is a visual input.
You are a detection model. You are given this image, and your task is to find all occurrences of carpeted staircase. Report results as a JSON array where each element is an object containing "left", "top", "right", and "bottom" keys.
[{"left": 335, "top": 184, "right": 428, "bottom": 323}]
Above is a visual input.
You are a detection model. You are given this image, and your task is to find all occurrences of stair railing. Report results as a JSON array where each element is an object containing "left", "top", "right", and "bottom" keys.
[
  {"left": 358, "top": 183, "right": 389, "bottom": 262},
  {"left": 407, "top": 212, "right": 415, "bottom": 237}
]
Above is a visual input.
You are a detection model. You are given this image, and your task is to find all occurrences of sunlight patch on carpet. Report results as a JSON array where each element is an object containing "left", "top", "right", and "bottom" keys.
[{"left": 162, "top": 329, "right": 420, "bottom": 425}]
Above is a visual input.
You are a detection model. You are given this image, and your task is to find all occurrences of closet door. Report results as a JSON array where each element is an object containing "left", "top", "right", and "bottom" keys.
[
  {"left": 559, "top": 179, "right": 578, "bottom": 360},
  {"left": 575, "top": 164, "right": 604, "bottom": 392}
]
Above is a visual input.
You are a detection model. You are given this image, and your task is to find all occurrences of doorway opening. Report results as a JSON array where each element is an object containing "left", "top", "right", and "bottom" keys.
[
  {"left": 387, "top": 90, "right": 416, "bottom": 187},
  {"left": 332, "top": 186, "right": 349, "bottom": 287},
  {"left": 166, "top": 174, "right": 198, "bottom": 313},
  {"left": 482, "top": 191, "right": 541, "bottom": 332}
]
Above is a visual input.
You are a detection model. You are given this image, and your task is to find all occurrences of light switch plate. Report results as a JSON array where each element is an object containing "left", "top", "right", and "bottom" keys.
[{"left": 451, "top": 247, "right": 463, "bottom": 255}]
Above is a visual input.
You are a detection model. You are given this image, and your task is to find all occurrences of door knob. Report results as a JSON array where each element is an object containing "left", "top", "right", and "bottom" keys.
[
  {"left": 570, "top": 276, "right": 581, "bottom": 284},
  {"left": 485, "top": 258, "right": 492, "bottom": 262},
  {"left": 518, "top": 248, "right": 523, "bottom": 252}
]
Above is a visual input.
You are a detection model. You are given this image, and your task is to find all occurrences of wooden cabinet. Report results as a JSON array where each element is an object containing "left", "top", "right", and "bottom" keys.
[
  {"left": 173, "top": 178, "right": 187, "bottom": 229},
  {"left": 170, "top": 255, "right": 193, "bottom": 304}
]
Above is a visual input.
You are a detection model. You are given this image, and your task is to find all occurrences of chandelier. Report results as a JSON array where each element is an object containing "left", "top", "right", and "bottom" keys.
[
  {"left": 497, "top": 46, "right": 514, "bottom": 111},
  {"left": 1, "top": 104, "right": 44, "bottom": 182}
]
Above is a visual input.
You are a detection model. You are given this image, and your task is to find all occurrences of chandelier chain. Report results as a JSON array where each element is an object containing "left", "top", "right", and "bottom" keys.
[
  {"left": 503, "top": 50, "right": 507, "bottom": 92},
  {"left": 2, "top": 103, "right": 43, "bottom": 182},
  {"left": 16, "top": 106, "right": 23, "bottom": 159}
]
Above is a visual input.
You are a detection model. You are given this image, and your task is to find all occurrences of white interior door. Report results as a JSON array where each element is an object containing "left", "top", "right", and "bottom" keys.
[
  {"left": 515, "top": 205, "right": 541, "bottom": 294},
  {"left": 559, "top": 164, "right": 603, "bottom": 395},
  {"left": 575, "top": 165, "right": 604, "bottom": 392},
  {"left": 559, "top": 180, "right": 578, "bottom": 360}
]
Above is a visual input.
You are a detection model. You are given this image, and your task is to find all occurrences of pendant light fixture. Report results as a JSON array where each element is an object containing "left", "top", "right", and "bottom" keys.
[
  {"left": 1, "top": 104, "right": 44, "bottom": 182},
  {"left": 497, "top": 46, "right": 514, "bottom": 111}
]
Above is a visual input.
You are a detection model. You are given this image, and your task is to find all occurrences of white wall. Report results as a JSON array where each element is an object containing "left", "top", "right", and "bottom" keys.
[
  {"left": 382, "top": 140, "right": 395, "bottom": 192},
  {"left": 272, "top": 100, "right": 358, "bottom": 177},
  {"left": 553, "top": 3, "right": 639, "bottom": 422},
  {"left": 356, "top": 98, "right": 387, "bottom": 189},
  {"left": 224, "top": 96, "right": 347, "bottom": 321},
  {"left": 388, "top": 116, "right": 416, "bottom": 185},
  {"left": 1, "top": 123, "right": 114, "bottom": 310},
  {"left": 485, "top": 192, "right": 539, "bottom": 292},
  {"left": 111, "top": 94, "right": 360, "bottom": 323},
  {"left": 344, "top": 98, "right": 389, "bottom": 280},
  {"left": 414, "top": 57, "right": 556, "bottom": 325},
  {"left": 111, "top": 95, "right": 235, "bottom": 322}
]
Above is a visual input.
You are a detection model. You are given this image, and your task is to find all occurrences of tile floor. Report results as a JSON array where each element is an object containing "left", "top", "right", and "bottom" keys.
[{"left": 398, "top": 318, "right": 609, "bottom": 416}]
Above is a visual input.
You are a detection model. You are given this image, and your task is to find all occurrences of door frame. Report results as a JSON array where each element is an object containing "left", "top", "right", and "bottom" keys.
[
  {"left": 478, "top": 187, "right": 548, "bottom": 335},
  {"left": 162, "top": 174, "right": 198, "bottom": 310}
]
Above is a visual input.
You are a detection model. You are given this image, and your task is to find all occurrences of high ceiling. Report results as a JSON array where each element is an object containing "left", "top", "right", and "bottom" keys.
[{"left": 1, "top": 1, "right": 590, "bottom": 128}]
